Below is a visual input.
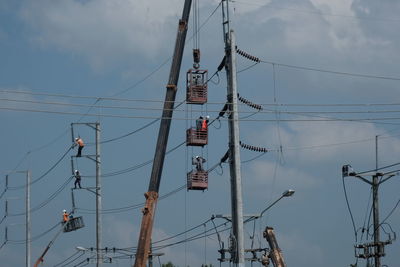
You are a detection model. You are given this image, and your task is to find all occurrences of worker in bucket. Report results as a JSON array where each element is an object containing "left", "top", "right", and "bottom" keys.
[
  {"left": 201, "top": 116, "right": 210, "bottom": 131},
  {"left": 196, "top": 116, "right": 203, "bottom": 131},
  {"left": 62, "top": 210, "right": 69, "bottom": 223},
  {"left": 74, "top": 137, "right": 85, "bottom": 157},
  {"left": 74, "top": 170, "right": 82, "bottom": 189},
  {"left": 193, "top": 156, "right": 206, "bottom": 172}
]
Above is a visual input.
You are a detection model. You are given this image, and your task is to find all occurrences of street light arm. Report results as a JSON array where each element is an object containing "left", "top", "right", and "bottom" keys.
[{"left": 260, "top": 196, "right": 284, "bottom": 218}]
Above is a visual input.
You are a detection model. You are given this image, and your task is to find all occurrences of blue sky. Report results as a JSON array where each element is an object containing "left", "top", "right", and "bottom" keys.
[{"left": 1, "top": 0, "right": 400, "bottom": 266}]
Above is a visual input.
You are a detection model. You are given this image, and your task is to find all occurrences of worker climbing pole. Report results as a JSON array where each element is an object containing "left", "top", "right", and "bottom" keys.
[
  {"left": 186, "top": 0, "right": 209, "bottom": 191},
  {"left": 133, "top": 1, "right": 193, "bottom": 266}
]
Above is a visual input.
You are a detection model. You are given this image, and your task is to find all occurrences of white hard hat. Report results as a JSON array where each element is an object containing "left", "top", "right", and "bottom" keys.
[
  {"left": 63, "top": 209, "right": 67, "bottom": 213},
  {"left": 75, "top": 138, "right": 79, "bottom": 141},
  {"left": 75, "top": 170, "right": 78, "bottom": 173},
  {"left": 206, "top": 115, "right": 210, "bottom": 119}
]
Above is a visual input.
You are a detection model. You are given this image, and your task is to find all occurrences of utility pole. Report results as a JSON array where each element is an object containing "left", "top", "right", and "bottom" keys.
[
  {"left": 222, "top": 0, "right": 245, "bottom": 265},
  {"left": 70, "top": 122, "right": 101, "bottom": 266},
  {"left": 26, "top": 171, "right": 31, "bottom": 267},
  {"left": 9, "top": 170, "right": 31, "bottom": 267},
  {"left": 133, "top": 1, "right": 192, "bottom": 266},
  {"left": 342, "top": 137, "right": 396, "bottom": 267},
  {"left": 95, "top": 122, "right": 102, "bottom": 267}
]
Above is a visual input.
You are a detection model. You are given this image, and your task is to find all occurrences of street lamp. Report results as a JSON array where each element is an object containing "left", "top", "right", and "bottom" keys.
[
  {"left": 282, "top": 189, "right": 295, "bottom": 197},
  {"left": 242, "top": 189, "right": 295, "bottom": 223},
  {"left": 214, "top": 189, "right": 295, "bottom": 223},
  {"left": 76, "top": 246, "right": 89, "bottom": 251},
  {"left": 258, "top": 189, "right": 295, "bottom": 218}
]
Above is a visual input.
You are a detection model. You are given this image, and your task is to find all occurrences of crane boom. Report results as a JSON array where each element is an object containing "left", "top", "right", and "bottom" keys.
[
  {"left": 133, "top": 1, "right": 192, "bottom": 266},
  {"left": 34, "top": 224, "right": 65, "bottom": 267}
]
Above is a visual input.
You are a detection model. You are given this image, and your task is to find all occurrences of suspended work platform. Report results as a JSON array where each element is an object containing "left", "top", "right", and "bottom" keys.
[
  {"left": 186, "top": 69, "right": 208, "bottom": 104},
  {"left": 63, "top": 216, "right": 85, "bottom": 233},
  {"left": 186, "top": 128, "right": 208, "bottom": 146},
  {"left": 187, "top": 170, "right": 208, "bottom": 191}
]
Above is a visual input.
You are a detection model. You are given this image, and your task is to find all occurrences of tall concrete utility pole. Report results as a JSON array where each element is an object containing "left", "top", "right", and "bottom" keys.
[
  {"left": 222, "top": 0, "right": 245, "bottom": 265},
  {"left": 26, "top": 171, "right": 31, "bottom": 267},
  {"left": 71, "top": 122, "right": 102, "bottom": 266},
  {"left": 95, "top": 123, "right": 102, "bottom": 267},
  {"left": 133, "top": 1, "right": 192, "bottom": 266}
]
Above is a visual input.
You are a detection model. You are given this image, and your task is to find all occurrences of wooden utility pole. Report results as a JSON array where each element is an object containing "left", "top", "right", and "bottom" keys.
[
  {"left": 133, "top": 1, "right": 192, "bottom": 266},
  {"left": 222, "top": 0, "right": 245, "bottom": 265}
]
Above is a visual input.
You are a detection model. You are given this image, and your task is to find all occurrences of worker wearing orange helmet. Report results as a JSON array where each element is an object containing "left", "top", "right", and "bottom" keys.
[{"left": 75, "top": 137, "right": 85, "bottom": 157}]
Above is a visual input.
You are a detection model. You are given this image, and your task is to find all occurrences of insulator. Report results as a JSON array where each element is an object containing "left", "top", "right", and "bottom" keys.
[
  {"left": 240, "top": 141, "right": 268, "bottom": 153},
  {"left": 237, "top": 93, "right": 263, "bottom": 111},
  {"left": 236, "top": 47, "right": 261, "bottom": 63}
]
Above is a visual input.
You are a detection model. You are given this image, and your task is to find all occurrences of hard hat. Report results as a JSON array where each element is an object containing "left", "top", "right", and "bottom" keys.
[
  {"left": 75, "top": 170, "right": 78, "bottom": 173},
  {"left": 206, "top": 115, "right": 210, "bottom": 119},
  {"left": 63, "top": 209, "right": 67, "bottom": 213},
  {"left": 75, "top": 138, "right": 79, "bottom": 141},
  {"left": 196, "top": 156, "right": 199, "bottom": 159}
]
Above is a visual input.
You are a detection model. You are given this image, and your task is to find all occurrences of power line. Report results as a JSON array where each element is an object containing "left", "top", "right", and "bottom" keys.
[
  {"left": 261, "top": 59, "right": 400, "bottom": 81},
  {"left": 342, "top": 176, "right": 358, "bottom": 242},
  {"left": 7, "top": 221, "right": 60, "bottom": 244},
  {"left": 5, "top": 106, "right": 400, "bottom": 124},
  {"left": 76, "top": 184, "right": 186, "bottom": 214},
  {"left": 7, "top": 89, "right": 400, "bottom": 107},
  {"left": 53, "top": 251, "right": 85, "bottom": 267},
  {"left": 7, "top": 147, "right": 73, "bottom": 190},
  {"left": 6, "top": 97, "right": 400, "bottom": 116},
  {"left": 8, "top": 176, "right": 73, "bottom": 216}
]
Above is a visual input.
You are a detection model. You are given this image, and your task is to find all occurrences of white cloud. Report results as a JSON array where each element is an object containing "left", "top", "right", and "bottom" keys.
[
  {"left": 19, "top": 0, "right": 184, "bottom": 70},
  {"left": 246, "top": 160, "right": 319, "bottom": 195}
]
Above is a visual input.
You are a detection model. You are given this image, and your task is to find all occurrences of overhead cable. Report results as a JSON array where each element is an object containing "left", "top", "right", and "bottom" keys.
[
  {"left": 8, "top": 147, "right": 73, "bottom": 190},
  {"left": 7, "top": 221, "right": 60, "bottom": 244},
  {"left": 342, "top": 176, "right": 358, "bottom": 242},
  {"left": 261, "top": 59, "right": 400, "bottom": 81},
  {"left": 5, "top": 106, "right": 400, "bottom": 125},
  {"left": 8, "top": 176, "right": 73, "bottom": 216}
]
